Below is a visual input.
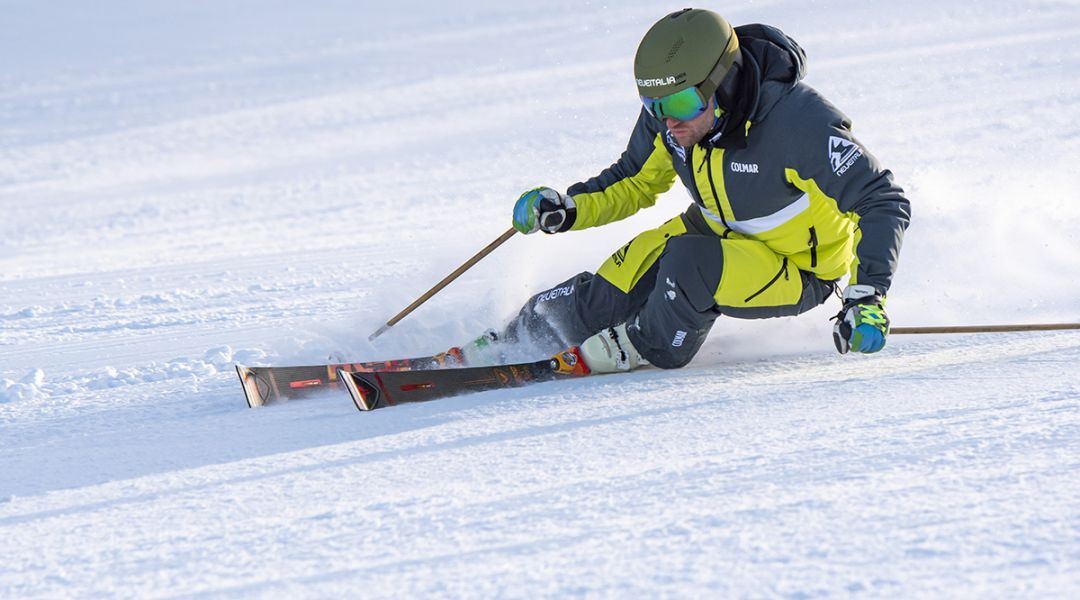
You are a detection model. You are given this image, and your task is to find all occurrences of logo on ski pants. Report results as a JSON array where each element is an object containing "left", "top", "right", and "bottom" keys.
[{"left": 536, "top": 284, "right": 575, "bottom": 304}]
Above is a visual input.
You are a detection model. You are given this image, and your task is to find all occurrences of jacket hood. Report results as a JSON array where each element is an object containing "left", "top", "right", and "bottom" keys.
[
  {"left": 738, "top": 23, "right": 807, "bottom": 120},
  {"left": 707, "top": 23, "right": 807, "bottom": 148}
]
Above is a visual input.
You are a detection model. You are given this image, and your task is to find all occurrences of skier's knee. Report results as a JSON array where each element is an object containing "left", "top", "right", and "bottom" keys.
[
  {"left": 626, "top": 319, "right": 710, "bottom": 370},
  {"left": 642, "top": 345, "right": 697, "bottom": 370}
]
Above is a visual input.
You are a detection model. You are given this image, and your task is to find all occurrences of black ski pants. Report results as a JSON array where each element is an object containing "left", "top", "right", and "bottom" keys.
[{"left": 500, "top": 206, "right": 836, "bottom": 368}]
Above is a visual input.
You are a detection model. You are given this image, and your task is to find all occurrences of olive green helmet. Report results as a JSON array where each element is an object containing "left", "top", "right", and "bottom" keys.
[{"left": 634, "top": 8, "right": 740, "bottom": 100}]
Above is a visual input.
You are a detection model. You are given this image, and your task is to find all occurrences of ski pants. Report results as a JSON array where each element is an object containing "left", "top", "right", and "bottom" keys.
[{"left": 501, "top": 205, "right": 837, "bottom": 368}]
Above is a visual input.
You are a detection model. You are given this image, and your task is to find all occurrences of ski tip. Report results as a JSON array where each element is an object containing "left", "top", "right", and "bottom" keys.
[
  {"left": 235, "top": 364, "right": 261, "bottom": 409},
  {"left": 336, "top": 368, "right": 380, "bottom": 411}
]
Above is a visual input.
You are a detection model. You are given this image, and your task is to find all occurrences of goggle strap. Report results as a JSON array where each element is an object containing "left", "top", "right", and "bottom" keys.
[
  {"left": 699, "top": 27, "right": 739, "bottom": 101},
  {"left": 715, "top": 62, "right": 741, "bottom": 113}
]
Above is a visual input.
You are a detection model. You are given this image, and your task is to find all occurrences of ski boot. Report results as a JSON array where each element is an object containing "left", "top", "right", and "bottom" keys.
[
  {"left": 433, "top": 329, "right": 503, "bottom": 368},
  {"left": 574, "top": 323, "right": 647, "bottom": 374}
]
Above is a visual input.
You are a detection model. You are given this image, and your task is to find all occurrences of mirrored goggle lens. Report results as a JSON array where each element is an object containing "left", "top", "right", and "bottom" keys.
[{"left": 640, "top": 87, "right": 707, "bottom": 121}]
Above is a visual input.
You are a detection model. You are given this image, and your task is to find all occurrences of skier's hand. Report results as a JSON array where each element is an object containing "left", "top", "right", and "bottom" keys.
[
  {"left": 512, "top": 187, "right": 576, "bottom": 234},
  {"left": 832, "top": 284, "right": 890, "bottom": 354}
]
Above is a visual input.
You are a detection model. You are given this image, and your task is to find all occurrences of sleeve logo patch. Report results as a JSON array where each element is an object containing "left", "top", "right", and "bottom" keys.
[{"left": 828, "top": 135, "right": 864, "bottom": 176}]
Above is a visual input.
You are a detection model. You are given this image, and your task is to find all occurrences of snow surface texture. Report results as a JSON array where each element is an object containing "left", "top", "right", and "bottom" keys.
[{"left": 2, "top": 0, "right": 1079, "bottom": 597}]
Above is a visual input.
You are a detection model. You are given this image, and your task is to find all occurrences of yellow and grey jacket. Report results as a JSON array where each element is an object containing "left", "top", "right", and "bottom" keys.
[{"left": 565, "top": 24, "right": 911, "bottom": 295}]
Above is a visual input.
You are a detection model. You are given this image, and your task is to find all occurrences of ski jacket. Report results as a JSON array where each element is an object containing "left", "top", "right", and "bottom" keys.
[{"left": 566, "top": 24, "right": 911, "bottom": 295}]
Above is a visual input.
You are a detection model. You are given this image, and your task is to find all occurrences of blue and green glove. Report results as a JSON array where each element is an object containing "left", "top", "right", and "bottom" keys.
[
  {"left": 832, "top": 284, "right": 890, "bottom": 354},
  {"left": 512, "top": 187, "right": 576, "bottom": 234}
]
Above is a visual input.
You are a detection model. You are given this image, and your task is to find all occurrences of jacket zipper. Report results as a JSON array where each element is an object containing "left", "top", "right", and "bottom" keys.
[
  {"left": 808, "top": 226, "right": 819, "bottom": 268},
  {"left": 702, "top": 146, "right": 732, "bottom": 230},
  {"left": 744, "top": 258, "right": 789, "bottom": 303}
]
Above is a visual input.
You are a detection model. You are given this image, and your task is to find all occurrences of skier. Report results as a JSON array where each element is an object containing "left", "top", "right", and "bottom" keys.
[{"left": 456, "top": 8, "right": 911, "bottom": 373}]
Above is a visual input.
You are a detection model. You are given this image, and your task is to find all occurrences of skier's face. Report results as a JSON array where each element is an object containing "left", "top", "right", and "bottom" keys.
[{"left": 663, "top": 96, "right": 716, "bottom": 147}]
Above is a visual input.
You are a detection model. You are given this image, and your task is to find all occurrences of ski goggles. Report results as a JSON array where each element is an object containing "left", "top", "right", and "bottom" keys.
[{"left": 640, "top": 85, "right": 711, "bottom": 122}]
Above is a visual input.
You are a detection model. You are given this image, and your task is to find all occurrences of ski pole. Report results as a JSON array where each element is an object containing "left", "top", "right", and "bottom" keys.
[
  {"left": 369, "top": 226, "right": 519, "bottom": 342},
  {"left": 891, "top": 323, "right": 1080, "bottom": 335}
]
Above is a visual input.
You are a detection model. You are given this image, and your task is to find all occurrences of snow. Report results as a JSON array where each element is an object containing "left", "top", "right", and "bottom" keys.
[{"left": 2, "top": 0, "right": 1079, "bottom": 596}]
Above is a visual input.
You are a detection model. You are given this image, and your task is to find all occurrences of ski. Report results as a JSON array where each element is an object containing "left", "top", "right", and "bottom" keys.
[
  {"left": 338, "top": 349, "right": 591, "bottom": 411},
  {"left": 236, "top": 351, "right": 463, "bottom": 408}
]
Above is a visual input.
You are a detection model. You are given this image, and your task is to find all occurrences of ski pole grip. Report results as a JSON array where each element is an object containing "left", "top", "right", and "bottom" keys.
[{"left": 369, "top": 227, "right": 519, "bottom": 341}]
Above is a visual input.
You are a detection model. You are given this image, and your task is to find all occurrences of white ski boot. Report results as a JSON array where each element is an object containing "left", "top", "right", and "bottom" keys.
[
  {"left": 459, "top": 328, "right": 503, "bottom": 366},
  {"left": 436, "top": 329, "right": 503, "bottom": 368},
  {"left": 576, "top": 323, "right": 646, "bottom": 373}
]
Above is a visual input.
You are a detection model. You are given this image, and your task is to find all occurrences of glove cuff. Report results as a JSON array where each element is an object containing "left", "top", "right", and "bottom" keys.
[
  {"left": 842, "top": 284, "right": 882, "bottom": 304},
  {"left": 556, "top": 193, "right": 577, "bottom": 233}
]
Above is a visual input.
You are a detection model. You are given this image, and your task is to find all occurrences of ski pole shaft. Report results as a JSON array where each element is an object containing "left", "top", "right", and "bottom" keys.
[
  {"left": 891, "top": 323, "right": 1080, "bottom": 335},
  {"left": 369, "top": 227, "right": 519, "bottom": 342}
]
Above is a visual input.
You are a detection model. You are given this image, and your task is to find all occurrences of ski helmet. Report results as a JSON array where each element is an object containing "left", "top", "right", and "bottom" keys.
[{"left": 634, "top": 9, "right": 740, "bottom": 105}]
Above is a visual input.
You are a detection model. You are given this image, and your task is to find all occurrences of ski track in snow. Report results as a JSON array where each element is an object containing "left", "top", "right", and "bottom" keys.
[{"left": 2, "top": 1, "right": 1079, "bottom": 597}]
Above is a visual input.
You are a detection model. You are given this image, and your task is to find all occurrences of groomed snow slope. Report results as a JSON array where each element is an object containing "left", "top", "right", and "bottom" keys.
[{"left": 2, "top": 1, "right": 1079, "bottom": 596}]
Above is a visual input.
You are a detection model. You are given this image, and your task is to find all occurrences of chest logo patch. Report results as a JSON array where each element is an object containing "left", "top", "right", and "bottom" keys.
[
  {"left": 829, "top": 135, "right": 864, "bottom": 176},
  {"left": 730, "top": 162, "right": 759, "bottom": 174}
]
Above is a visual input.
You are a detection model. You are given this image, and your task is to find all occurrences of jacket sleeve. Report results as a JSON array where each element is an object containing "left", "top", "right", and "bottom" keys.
[
  {"left": 786, "top": 111, "right": 911, "bottom": 295},
  {"left": 565, "top": 109, "right": 678, "bottom": 230}
]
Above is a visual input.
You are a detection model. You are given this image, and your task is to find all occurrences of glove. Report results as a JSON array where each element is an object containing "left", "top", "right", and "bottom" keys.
[
  {"left": 512, "top": 187, "right": 576, "bottom": 234},
  {"left": 832, "top": 284, "right": 890, "bottom": 354}
]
